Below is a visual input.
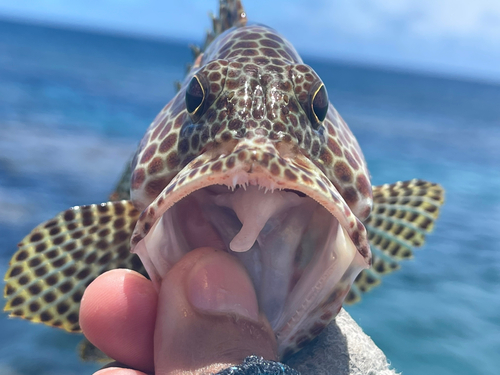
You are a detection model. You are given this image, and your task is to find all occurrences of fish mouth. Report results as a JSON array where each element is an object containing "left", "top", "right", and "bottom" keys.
[{"left": 131, "top": 140, "right": 370, "bottom": 355}]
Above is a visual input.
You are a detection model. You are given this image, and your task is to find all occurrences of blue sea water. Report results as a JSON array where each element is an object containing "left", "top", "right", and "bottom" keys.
[{"left": 0, "top": 19, "right": 499, "bottom": 375}]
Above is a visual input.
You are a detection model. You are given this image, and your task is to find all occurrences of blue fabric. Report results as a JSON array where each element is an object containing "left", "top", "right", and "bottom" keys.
[{"left": 216, "top": 356, "right": 300, "bottom": 375}]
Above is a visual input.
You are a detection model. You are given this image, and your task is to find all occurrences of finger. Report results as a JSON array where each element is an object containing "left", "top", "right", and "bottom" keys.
[
  {"left": 80, "top": 269, "right": 157, "bottom": 373},
  {"left": 154, "top": 247, "right": 278, "bottom": 375}
]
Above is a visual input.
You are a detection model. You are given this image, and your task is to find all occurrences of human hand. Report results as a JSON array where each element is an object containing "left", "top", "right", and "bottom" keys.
[{"left": 79, "top": 247, "right": 278, "bottom": 375}]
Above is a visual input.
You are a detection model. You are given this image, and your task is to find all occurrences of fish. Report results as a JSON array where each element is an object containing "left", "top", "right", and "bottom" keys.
[{"left": 3, "top": 0, "right": 444, "bottom": 360}]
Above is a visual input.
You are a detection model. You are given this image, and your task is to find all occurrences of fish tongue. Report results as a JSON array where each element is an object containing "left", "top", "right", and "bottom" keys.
[
  {"left": 215, "top": 186, "right": 302, "bottom": 252},
  {"left": 195, "top": 197, "right": 264, "bottom": 291}
]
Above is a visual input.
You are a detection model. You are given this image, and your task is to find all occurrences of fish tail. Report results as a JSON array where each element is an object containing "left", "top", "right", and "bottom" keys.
[
  {"left": 345, "top": 179, "right": 445, "bottom": 304},
  {"left": 3, "top": 200, "right": 144, "bottom": 332}
]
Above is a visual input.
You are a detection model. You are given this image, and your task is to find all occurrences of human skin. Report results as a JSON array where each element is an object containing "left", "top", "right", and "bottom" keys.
[{"left": 80, "top": 247, "right": 278, "bottom": 375}]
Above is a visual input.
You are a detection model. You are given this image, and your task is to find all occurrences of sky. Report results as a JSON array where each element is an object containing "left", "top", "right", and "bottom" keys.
[{"left": 0, "top": 0, "right": 499, "bottom": 83}]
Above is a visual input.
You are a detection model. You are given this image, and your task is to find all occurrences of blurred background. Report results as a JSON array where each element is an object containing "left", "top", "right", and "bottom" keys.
[{"left": 0, "top": 1, "right": 499, "bottom": 374}]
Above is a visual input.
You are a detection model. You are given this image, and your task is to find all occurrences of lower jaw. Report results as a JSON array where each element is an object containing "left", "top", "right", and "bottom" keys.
[{"left": 133, "top": 182, "right": 360, "bottom": 347}]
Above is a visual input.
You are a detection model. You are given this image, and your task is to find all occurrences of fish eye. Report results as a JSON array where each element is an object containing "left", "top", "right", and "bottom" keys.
[
  {"left": 185, "top": 75, "right": 205, "bottom": 116},
  {"left": 310, "top": 83, "right": 328, "bottom": 128}
]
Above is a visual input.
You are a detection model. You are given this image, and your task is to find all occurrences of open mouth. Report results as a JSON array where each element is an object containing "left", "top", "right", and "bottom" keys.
[{"left": 130, "top": 143, "right": 370, "bottom": 354}]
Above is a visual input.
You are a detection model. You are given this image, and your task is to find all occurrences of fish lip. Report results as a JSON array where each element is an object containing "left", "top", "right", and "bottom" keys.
[
  {"left": 130, "top": 144, "right": 371, "bottom": 267},
  {"left": 130, "top": 144, "right": 372, "bottom": 293}
]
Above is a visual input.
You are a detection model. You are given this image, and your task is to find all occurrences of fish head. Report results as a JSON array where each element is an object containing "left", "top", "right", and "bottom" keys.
[{"left": 128, "top": 25, "right": 373, "bottom": 357}]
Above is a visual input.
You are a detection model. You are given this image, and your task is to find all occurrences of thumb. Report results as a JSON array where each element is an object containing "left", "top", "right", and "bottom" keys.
[{"left": 154, "top": 247, "right": 278, "bottom": 375}]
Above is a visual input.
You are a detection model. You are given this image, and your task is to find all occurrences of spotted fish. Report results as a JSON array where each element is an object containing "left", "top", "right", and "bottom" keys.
[{"left": 4, "top": 0, "right": 444, "bottom": 359}]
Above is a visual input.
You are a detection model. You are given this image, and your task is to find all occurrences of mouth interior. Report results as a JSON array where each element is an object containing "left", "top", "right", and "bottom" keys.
[{"left": 136, "top": 183, "right": 357, "bottom": 334}]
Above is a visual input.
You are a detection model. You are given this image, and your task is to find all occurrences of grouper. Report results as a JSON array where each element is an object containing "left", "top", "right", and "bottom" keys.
[{"left": 4, "top": 0, "right": 444, "bottom": 361}]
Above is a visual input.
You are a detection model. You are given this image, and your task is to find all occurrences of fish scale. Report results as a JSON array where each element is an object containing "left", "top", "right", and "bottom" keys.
[{"left": 4, "top": 0, "right": 444, "bottom": 361}]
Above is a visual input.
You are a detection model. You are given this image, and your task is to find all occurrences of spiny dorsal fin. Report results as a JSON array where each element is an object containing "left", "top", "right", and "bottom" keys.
[
  {"left": 203, "top": 0, "right": 247, "bottom": 52},
  {"left": 345, "top": 179, "right": 444, "bottom": 304},
  {"left": 183, "top": 2, "right": 248, "bottom": 90},
  {"left": 180, "top": 2, "right": 247, "bottom": 93},
  {"left": 3, "top": 200, "right": 144, "bottom": 332}
]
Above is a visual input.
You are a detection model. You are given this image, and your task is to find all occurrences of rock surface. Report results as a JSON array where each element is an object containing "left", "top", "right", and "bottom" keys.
[{"left": 286, "top": 309, "right": 398, "bottom": 375}]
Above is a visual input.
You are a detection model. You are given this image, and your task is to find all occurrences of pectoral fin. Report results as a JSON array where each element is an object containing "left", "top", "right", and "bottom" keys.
[
  {"left": 3, "top": 200, "right": 144, "bottom": 332},
  {"left": 345, "top": 179, "right": 444, "bottom": 304}
]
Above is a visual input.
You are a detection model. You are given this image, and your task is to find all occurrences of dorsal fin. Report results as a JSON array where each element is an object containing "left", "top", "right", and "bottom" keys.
[
  {"left": 189, "top": 0, "right": 247, "bottom": 63},
  {"left": 204, "top": 0, "right": 247, "bottom": 51}
]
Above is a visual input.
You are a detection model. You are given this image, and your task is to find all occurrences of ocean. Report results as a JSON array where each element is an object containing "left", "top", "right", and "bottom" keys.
[{"left": 0, "top": 19, "right": 499, "bottom": 375}]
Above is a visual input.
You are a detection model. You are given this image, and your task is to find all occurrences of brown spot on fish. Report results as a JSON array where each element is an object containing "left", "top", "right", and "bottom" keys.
[
  {"left": 174, "top": 113, "right": 187, "bottom": 129},
  {"left": 334, "top": 161, "right": 353, "bottom": 183},
  {"left": 28, "top": 283, "right": 42, "bottom": 295},
  {"left": 15, "top": 250, "right": 28, "bottom": 261},
  {"left": 140, "top": 144, "right": 157, "bottom": 164},
  {"left": 35, "top": 266, "right": 48, "bottom": 277},
  {"left": 284, "top": 169, "right": 298, "bottom": 181},
  {"left": 343, "top": 187, "right": 358, "bottom": 206},
  {"left": 148, "top": 157, "right": 164, "bottom": 175},
  {"left": 260, "top": 48, "right": 280, "bottom": 58},
  {"left": 319, "top": 147, "right": 332, "bottom": 166},
  {"left": 96, "top": 239, "right": 108, "bottom": 250},
  {"left": 30, "top": 233, "right": 43, "bottom": 243},
  {"left": 160, "top": 133, "right": 177, "bottom": 153},
  {"left": 84, "top": 253, "right": 96, "bottom": 264},
  {"left": 9, "top": 266, "right": 22, "bottom": 278},
  {"left": 356, "top": 175, "right": 371, "bottom": 199},
  {"left": 166, "top": 152, "right": 180, "bottom": 169},
  {"left": 270, "top": 163, "right": 280, "bottom": 176},
  {"left": 40, "top": 311, "right": 53, "bottom": 322},
  {"left": 52, "top": 257, "right": 67, "bottom": 268},
  {"left": 99, "top": 215, "right": 111, "bottom": 225},
  {"left": 28, "top": 257, "right": 41, "bottom": 268},
  {"left": 145, "top": 178, "right": 168, "bottom": 197},
  {"left": 5, "top": 284, "right": 15, "bottom": 296},
  {"left": 345, "top": 150, "right": 359, "bottom": 170},
  {"left": 67, "top": 313, "right": 79, "bottom": 324},
  {"left": 63, "top": 266, "right": 77, "bottom": 277},
  {"left": 11, "top": 296, "right": 25, "bottom": 307},
  {"left": 63, "top": 210, "right": 76, "bottom": 222},
  {"left": 35, "top": 243, "right": 47, "bottom": 253},
  {"left": 211, "top": 161, "right": 223, "bottom": 172},
  {"left": 46, "top": 274, "right": 59, "bottom": 286},
  {"left": 98, "top": 228, "right": 110, "bottom": 238},
  {"left": 131, "top": 168, "right": 146, "bottom": 190},
  {"left": 227, "top": 156, "right": 236, "bottom": 169},
  {"left": 44, "top": 220, "right": 58, "bottom": 229}
]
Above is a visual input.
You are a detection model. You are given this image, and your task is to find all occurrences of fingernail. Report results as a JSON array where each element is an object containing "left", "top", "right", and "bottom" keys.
[{"left": 187, "top": 252, "right": 259, "bottom": 322}]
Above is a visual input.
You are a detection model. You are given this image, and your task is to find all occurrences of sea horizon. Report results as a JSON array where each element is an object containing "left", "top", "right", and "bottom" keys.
[{"left": 2, "top": 16, "right": 500, "bottom": 88}]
